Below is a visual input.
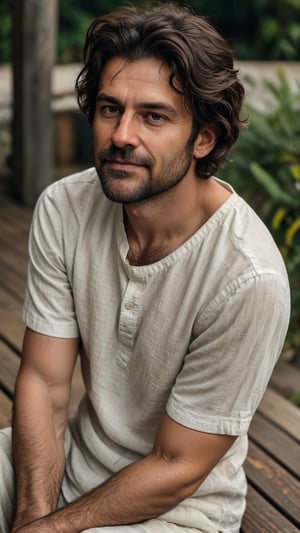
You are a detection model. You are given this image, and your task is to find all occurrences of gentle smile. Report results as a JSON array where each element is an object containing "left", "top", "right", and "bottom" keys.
[
  {"left": 105, "top": 160, "right": 145, "bottom": 170},
  {"left": 97, "top": 147, "right": 154, "bottom": 169},
  {"left": 109, "top": 159, "right": 141, "bottom": 165}
]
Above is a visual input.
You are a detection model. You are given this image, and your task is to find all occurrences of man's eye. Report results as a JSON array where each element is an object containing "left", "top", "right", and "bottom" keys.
[
  {"left": 101, "top": 105, "right": 120, "bottom": 116},
  {"left": 147, "top": 113, "right": 165, "bottom": 123}
]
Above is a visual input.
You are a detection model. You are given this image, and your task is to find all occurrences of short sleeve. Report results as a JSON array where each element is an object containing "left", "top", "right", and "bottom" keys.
[
  {"left": 167, "top": 272, "right": 290, "bottom": 435},
  {"left": 23, "top": 187, "right": 80, "bottom": 338}
]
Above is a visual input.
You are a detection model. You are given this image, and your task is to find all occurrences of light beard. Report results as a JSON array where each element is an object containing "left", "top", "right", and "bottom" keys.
[{"left": 95, "top": 141, "right": 194, "bottom": 204}]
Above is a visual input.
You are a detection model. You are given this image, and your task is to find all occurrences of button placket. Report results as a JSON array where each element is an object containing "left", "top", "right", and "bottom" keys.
[{"left": 117, "top": 278, "right": 143, "bottom": 368}]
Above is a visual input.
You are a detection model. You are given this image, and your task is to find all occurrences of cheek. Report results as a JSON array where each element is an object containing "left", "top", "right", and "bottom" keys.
[
  {"left": 153, "top": 133, "right": 191, "bottom": 160},
  {"left": 93, "top": 121, "right": 111, "bottom": 149},
  {"left": 93, "top": 118, "right": 103, "bottom": 139}
]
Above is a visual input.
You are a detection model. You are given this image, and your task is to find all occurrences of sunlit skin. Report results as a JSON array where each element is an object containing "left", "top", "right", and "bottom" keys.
[{"left": 93, "top": 57, "right": 231, "bottom": 262}]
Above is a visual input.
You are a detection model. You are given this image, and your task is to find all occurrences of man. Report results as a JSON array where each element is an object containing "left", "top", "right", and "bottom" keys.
[{"left": 0, "top": 3, "right": 290, "bottom": 532}]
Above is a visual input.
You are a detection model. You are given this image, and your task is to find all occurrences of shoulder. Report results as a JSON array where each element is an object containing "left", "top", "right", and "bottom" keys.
[
  {"left": 37, "top": 167, "right": 101, "bottom": 208},
  {"left": 32, "top": 167, "right": 116, "bottom": 231},
  {"left": 204, "top": 180, "right": 288, "bottom": 282},
  {"left": 226, "top": 193, "right": 288, "bottom": 280},
  {"left": 191, "top": 185, "right": 290, "bottom": 320}
]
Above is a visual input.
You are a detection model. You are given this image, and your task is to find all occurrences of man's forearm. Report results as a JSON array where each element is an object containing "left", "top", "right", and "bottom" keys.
[
  {"left": 12, "top": 372, "right": 66, "bottom": 528},
  {"left": 14, "top": 451, "right": 201, "bottom": 533}
]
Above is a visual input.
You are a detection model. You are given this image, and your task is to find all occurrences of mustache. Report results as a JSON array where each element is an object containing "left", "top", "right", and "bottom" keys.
[{"left": 97, "top": 146, "right": 153, "bottom": 167}]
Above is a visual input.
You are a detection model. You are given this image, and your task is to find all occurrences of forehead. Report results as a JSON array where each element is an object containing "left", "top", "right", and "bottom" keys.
[{"left": 98, "top": 57, "right": 186, "bottom": 110}]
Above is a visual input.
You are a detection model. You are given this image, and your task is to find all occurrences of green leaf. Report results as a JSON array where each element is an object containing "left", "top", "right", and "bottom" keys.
[
  {"left": 285, "top": 0, "right": 300, "bottom": 11},
  {"left": 290, "top": 165, "right": 300, "bottom": 180},
  {"left": 290, "top": 392, "right": 300, "bottom": 407},
  {"left": 250, "top": 162, "right": 298, "bottom": 207}
]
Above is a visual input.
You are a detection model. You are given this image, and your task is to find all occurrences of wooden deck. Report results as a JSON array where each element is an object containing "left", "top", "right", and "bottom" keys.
[{"left": 0, "top": 194, "right": 300, "bottom": 531}]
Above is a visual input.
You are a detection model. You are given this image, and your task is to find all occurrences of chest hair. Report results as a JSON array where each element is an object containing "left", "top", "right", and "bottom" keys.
[{"left": 126, "top": 243, "right": 171, "bottom": 266}]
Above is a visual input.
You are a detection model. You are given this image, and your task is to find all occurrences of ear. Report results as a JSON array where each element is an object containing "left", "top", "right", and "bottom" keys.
[{"left": 193, "top": 125, "right": 217, "bottom": 159}]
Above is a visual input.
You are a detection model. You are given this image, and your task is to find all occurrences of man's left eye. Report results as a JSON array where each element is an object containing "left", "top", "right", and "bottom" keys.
[{"left": 147, "top": 113, "right": 165, "bottom": 123}]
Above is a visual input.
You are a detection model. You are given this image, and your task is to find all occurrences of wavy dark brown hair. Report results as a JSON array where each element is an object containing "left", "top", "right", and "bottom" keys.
[{"left": 75, "top": 2, "right": 246, "bottom": 179}]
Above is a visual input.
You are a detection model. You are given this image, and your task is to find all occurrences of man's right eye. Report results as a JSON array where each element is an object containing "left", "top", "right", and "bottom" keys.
[{"left": 100, "top": 105, "right": 120, "bottom": 117}]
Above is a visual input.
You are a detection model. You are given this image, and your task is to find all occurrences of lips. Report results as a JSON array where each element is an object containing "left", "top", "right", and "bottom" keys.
[
  {"left": 107, "top": 159, "right": 142, "bottom": 166},
  {"left": 98, "top": 147, "right": 153, "bottom": 169}
]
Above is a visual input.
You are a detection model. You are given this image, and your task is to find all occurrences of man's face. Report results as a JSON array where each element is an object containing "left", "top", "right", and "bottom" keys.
[{"left": 93, "top": 57, "right": 198, "bottom": 204}]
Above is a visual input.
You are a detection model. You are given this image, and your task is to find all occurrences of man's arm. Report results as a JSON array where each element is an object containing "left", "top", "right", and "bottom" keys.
[
  {"left": 12, "top": 327, "right": 79, "bottom": 530},
  {"left": 14, "top": 410, "right": 236, "bottom": 532}
]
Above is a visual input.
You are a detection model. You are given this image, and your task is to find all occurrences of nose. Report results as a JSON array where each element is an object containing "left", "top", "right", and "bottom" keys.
[{"left": 111, "top": 113, "right": 140, "bottom": 148}]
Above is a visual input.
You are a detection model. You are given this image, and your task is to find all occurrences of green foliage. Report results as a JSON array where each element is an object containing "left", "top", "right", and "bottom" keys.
[
  {"left": 222, "top": 69, "right": 300, "bottom": 360},
  {"left": 57, "top": 0, "right": 140, "bottom": 62},
  {"left": 0, "top": 3, "right": 12, "bottom": 63},
  {"left": 56, "top": 0, "right": 300, "bottom": 62},
  {"left": 0, "top": 0, "right": 300, "bottom": 63},
  {"left": 58, "top": 1, "right": 96, "bottom": 63},
  {"left": 290, "top": 391, "right": 300, "bottom": 407},
  {"left": 257, "top": 0, "right": 300, "bottom": 60}
]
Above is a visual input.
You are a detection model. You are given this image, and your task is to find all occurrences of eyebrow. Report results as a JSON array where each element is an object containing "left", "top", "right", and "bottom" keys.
[
  {"left": 96, "top": 92, "right": 178, "bottom": 117},
  {"left": 96, "top": 93, "right": 121, "bottom": 106}
]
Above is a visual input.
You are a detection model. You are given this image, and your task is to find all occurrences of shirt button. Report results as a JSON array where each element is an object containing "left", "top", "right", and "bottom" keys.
[{"left": 125, "top": 302, "right": 134, "bottom": 310}]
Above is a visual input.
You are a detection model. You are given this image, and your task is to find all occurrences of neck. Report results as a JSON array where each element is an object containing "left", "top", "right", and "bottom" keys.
[{"left": 123, "top": 175, "right": 231, "bottom": 266}]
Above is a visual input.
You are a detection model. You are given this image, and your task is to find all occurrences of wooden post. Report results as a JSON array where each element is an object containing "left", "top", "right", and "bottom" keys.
[{"left": 12, "top": 0, "right": 58, "bottom": 206}]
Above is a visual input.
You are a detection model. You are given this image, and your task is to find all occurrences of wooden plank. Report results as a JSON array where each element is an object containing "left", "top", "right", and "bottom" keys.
[
  {"left": 0, "top": 241, "right": 28, "bottom": 269},
  {"left": 0, "top": 218, "right": 29, "bottom": 250},
  {"left": 0, "top": 390, "right": 12, "bottom": 429},
  {"left": 245, "top": 441, "right": 300, "bottom": 526},
  {"left": 0, "top": 197, "right": 33, "bottom": 219},
  {"left": 0, "top": 202, "right": 31, "bottom": 248},
  {"left": 0, "top": 286, "right": 23, "bottom": 313},
  {"left": 241, "top": 485, "right": 300, "bottom": 533},
  {"left": 0, "top": 340, "right": 20, "bottom": 396},
  {"left": 0, "top": 260, "right": 25, "bottom": 302},
  {"left": 271, "top": 359, "right": 300, "bottom": 398},
  {"left": 0, "top": 198, "right": 32, "bottom": 220},
  {"left": 258, "top": 387, "right": 300, "bottom": 442},
  {"left": 249, "top": 412, "right": 300, "bottom": 479},
  {"left": 0, "top": 310, "right": 25, "bottom": 353},
  {"left": 0, "top": 241, "right": 28, "bottom": 278},
  {"left": 0, "top": 213, "right": 30, "bottom": 237}
]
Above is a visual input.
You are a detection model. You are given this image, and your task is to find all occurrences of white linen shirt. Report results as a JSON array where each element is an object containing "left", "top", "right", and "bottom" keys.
[{"left": 23, "top": 167, "right": 290, "bottom": 532}]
